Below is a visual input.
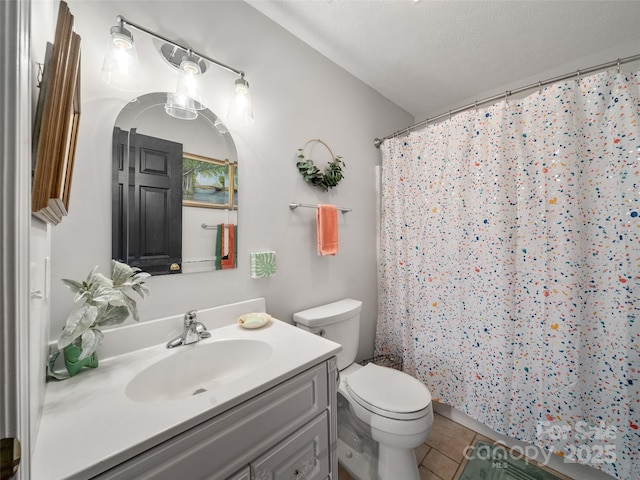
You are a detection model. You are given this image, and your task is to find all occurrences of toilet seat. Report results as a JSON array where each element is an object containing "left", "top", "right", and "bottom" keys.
[{"left": 345, "top": 363, "right": 432, "bottom": 420}]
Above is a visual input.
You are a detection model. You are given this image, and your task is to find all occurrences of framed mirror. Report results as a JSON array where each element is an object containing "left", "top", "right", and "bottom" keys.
[{"left": 112, "top": 92, "right": 238, "bottom": 275}]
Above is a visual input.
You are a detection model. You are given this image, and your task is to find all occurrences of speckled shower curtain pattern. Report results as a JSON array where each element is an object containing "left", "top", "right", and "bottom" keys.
[{"left": 376, "top": 70, "right": 639, "bottom": 480}]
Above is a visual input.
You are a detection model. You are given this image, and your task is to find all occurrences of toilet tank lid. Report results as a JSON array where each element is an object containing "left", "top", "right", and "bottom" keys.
[{"left": 293, "top": 299, "right": 362, "bottom": 327}]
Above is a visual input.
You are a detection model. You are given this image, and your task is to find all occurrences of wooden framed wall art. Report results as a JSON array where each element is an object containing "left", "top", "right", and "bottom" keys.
[
  {"left": 32, "top": 1, "right": 81, "bottom": 224},
  {"left": 182, "top": 153, "right": 237, "bottom": 209}
]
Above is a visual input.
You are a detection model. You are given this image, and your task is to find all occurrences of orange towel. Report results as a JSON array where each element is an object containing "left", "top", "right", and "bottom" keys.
[
  {"left": 216, "top": 223, "right": 236, "bottom": 270},
  {"left": 317, "top": 204, "right": 338, "bottom": 256},
  {"left": 221, "top": 224, "right": 236, "bottom": 269}
]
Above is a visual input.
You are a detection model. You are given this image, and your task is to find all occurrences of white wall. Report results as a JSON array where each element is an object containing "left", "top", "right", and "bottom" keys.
[
  {"left": 29, "top": 0, "right": 57, "bottom": 457},
  {"left": 49, "top": 0, "right": 413, "bottom": 362}
]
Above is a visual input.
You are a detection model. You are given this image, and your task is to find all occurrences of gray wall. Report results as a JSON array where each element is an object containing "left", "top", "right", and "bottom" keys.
[{"left": 48, "top": 0, "right": 413, "bottom": 362}]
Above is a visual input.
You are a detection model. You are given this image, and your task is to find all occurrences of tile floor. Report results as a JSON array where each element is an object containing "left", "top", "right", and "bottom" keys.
[{"left": 337, "top": 412, "right": 573, "bottom": 480}]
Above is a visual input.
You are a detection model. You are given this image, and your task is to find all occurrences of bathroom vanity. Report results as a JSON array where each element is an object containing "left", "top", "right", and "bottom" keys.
[{"left": 32, "top": 299, "right": 341, "bottom": 480}]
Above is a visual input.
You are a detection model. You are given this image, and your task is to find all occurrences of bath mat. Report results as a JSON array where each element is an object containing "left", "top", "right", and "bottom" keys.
[{"left": 458, "top": 440, "right": 565, "bottom": 480}]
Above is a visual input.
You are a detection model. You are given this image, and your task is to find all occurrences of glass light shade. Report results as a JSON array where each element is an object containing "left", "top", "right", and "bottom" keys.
[
  {"left": 165, "top": 93, "right": 198, "bottom": 120},
  {"left": 101, "top": 25, "right": 141, "bottom": 91},
  {"left": 227, "top": 77, "right": 254, "bottom": 126},
  {"left": 175, "top": 56, "right": 205, "bottom": 110}
]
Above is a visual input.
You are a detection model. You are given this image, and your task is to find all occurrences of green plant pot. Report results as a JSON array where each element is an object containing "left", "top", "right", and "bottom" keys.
[{"left": 63, "top": 344, "right": 98, "bottom": 377}]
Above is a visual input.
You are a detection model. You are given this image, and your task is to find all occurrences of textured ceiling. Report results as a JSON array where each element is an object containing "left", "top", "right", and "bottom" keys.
[{"left": 246, "top": 0, "right": 640, "bottom": 122}]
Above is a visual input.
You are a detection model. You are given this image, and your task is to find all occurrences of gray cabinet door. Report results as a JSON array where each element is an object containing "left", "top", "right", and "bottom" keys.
[{"left": 251, "top": 413, "right": 329, "bottom": 480}]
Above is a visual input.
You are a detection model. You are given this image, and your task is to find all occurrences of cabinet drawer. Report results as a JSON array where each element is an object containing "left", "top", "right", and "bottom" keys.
[
  {"left": 95, "top": 363, "right": 328, "bottom": 480},
  {"left": 252, "top": 412, "right": 329, "bottom": 480}
]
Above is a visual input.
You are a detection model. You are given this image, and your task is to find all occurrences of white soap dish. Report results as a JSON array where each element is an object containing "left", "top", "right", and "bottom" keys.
[{"left": 237, "top": 312, "right": 272, "bottom": 329}]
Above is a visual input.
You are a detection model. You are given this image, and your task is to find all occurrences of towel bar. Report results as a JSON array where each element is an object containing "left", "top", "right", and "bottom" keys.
[
  {"left": 289, "top": 202, "right": 351, "bottom": 213},
  {"left": 201, "top": 223, "right": 234, "bottom": 229}
]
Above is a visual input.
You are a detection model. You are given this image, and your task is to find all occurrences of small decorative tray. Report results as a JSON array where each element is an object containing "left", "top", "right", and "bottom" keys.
[{"left": 237, "top": 312, "right": 272, "bottom": 329}]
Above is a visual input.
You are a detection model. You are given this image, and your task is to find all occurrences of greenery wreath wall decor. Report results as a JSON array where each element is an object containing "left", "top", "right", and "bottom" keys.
[{"left": 296, "top": 139, "right": 345, "bottom": 190}]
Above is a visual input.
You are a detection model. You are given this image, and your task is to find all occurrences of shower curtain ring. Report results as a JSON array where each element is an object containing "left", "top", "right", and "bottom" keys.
[
  {"left": 617, "top": 59, "right": 621, "bottom": 73},
  {"left": 576, "top": 70, "right": 581, "bottom": 83},
  {"left": 538, "top": 81, "right": 542, "bottom": 94}
]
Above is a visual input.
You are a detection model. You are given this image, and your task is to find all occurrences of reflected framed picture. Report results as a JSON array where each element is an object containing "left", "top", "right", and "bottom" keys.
[
  {"left": 182, "top": 152, "right": 237, "bottom": 209},
  {"left": 31, "top": 1, "right": 81, "bottom": 225}
]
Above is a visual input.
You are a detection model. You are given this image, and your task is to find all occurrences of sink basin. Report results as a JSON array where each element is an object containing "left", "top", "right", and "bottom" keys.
[{"left": 125, "top": 339, "right": 273, "bottom": 403}]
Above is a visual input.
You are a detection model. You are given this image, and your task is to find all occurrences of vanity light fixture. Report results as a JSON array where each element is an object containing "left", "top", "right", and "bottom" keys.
[
  {"left": 227, "top": 74, "right": 254, "bottom": 126},
  {"left": 175, "top": 53, "right": 205, "bottom": 111},
  {"left": 102, "top": 14, "right": 254, "bottom": 125},
  {"left": 163, "top": 51, "right": 205, "bottom": 120},
  {"left": 101, "top": 18, "right": 141, "bottom": 91}
]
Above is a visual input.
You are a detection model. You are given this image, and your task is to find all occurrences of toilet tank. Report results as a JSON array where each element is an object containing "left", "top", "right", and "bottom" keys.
[{"left": 293, "top": 299, "right": 362, "bottom": 370}]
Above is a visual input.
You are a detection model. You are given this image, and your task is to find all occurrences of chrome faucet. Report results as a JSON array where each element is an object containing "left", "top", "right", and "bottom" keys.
[{"left": 166, "top": 310, "right": 211, "bottom": 348}]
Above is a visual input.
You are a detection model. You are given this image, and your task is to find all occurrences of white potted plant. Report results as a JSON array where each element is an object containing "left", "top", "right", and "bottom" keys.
[{"left": 57, "top": 260, "right": 150, "bottom": 376}]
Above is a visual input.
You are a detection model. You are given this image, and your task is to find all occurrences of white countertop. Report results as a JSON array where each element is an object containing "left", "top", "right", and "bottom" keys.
[{"left": 32, "top": 318, "right": 341, "bottom": 480}]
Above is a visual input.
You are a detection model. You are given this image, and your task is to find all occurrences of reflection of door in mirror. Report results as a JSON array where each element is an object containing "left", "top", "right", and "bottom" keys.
[{"left": 112, "top": 127, "right": 183, "bottom": 275}]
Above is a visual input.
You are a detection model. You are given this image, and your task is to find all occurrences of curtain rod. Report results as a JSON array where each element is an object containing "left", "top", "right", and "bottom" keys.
[{"left": 373, "top": 52, "right": 640, "bottom": 149}]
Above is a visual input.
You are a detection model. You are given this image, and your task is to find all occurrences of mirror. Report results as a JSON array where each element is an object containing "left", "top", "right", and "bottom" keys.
[{"left": 112, "top": 92, "right": 238, "bottom": 275}]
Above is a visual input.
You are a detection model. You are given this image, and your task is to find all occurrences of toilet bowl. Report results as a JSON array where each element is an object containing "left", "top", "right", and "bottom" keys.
[
  {"left": 338, "top": 363, "right": 433, "bottom": 480},
  {"left": 293, "top": 299, "right": 433, "bottom": 480}
]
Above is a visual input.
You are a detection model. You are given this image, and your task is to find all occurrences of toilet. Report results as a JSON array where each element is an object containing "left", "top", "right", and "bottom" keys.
[{"left": 293, "top": 299, "right": 433, "bottom": 480}]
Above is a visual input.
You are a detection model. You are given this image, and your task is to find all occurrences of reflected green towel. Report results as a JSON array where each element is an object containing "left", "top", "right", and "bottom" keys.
[{"left": 215, "top": 224, "right": 223, "bottom": 270}]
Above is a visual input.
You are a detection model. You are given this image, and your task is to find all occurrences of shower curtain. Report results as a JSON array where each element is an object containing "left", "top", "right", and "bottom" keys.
[{"left": 377, "top": 69, "right": 639, "bottom": 480}]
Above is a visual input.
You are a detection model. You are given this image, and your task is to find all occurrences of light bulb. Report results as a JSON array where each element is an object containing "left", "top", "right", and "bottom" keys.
[
  {"left": 101, "top": 24, "right": 141, "bottom": 91},
  {"left": 227, "top": 76, "right": 254, "bottom": 126},
  {"left": 175, "top": 55, "right": 205, "bottom": 110}
]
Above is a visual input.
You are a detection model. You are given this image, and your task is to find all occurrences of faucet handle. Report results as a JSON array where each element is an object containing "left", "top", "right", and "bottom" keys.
[{"left": 184, "top": 310, "right": 197, "bottom": 326}]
